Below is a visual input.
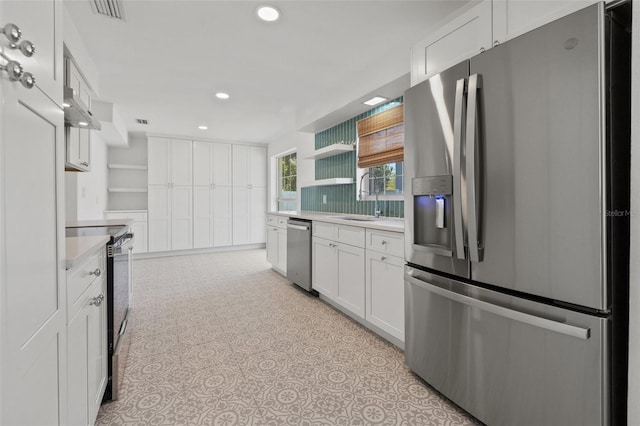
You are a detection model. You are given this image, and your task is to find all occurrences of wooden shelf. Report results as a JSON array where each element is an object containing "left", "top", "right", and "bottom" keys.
[
  {"left": 108, "top": 188, "right": 148, "bottom": 193},
  {"left": 108, "top": 163, "right": 148, "bottom": 171},
  {"left": 306, "top": 143, "right": 354, "bottom": 160},
  {"left": 301, "top": 178, "right": 354, "bottom": 187}
]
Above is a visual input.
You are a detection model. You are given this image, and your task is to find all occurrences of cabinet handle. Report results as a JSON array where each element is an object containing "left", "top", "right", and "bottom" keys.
[
  {"left": 494, "top": 40, "right": 500, "bottom": 47},
  {"left": 479, "top": 47, "right": 486, "bottom": 53},
  {"left": 381, "top": 240, "right": 387, "bottom": 245},
  {"left": 247, "top": 184, "right": 253, "bottom": 189},
  {"left": 89, "top": 293, "right": 104, "bottom": 307},
  {"left": 89, "top": 268, "right": 101, "bottom": 277},
  {"left": 0, "top": 59, "right": 23, "bottom": 81},
  {"left": 80, "top": 161, "right": 89, "bottom": 167},
  {"left": 19, "top": 72, "right": 35, "bottom": 89},
  {"left": 1, "top": 23, "right": 21, "bottom": 43},
  {"left": 8, "top": 39, "right": 35, "bottom": 57},
  {"left": 381, "top": 256, "right": 387, "bottom": 262}
]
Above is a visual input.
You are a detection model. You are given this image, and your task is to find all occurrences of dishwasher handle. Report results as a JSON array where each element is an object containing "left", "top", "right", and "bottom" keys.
[{"left": 287, "top": 223, "right": 310, "bottom": 231}]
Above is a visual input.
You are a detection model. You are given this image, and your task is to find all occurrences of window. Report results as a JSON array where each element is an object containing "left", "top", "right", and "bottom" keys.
[
  {"left": 359, "top": 162, "right": 403, "bottom": 200},
  {"left": 277, "top": 152, "right": 297, "bottom": 211}
]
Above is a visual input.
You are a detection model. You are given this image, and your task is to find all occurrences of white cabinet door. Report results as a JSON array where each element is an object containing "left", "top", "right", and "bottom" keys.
[
  {"left": 411, "top": 0, "right": 492, "bottom": 86},
  {"left": 148, "top": 185, "right": 171, "bottom": 252},
  {"left": 193, "top": 185, "right": 212, "bottom": 248},
  {"left": 148, "top": 137, "right": 170, "bottom": 185},
  {"left": 65, "top": 126, "right": 90, "bottom": 171},
  {"left": 493, "top": 0, "right": 597, "bottom": 45},
  {"left": 248, "top": 187, "right": 267, "bottom": 244},
  {"left": 365, "top": 252, "right": 405, "bottom": 342},
  {"left": 171, "top": 186, "right": 193, "bottom": 250},
  {"left": 67, "top": 276, "right": 107, "bottom": 426},
  {"left": 170, "top": 139, "right": 192, "bottom": 186},
  {"left": 232, "top": 145, "right": 248, "bottom": 187},
  {"left": 277, "top": 227, "right": 287, "bottom": 273},
  {"left": 87, "top": 278, "right": 107, "bottom": 424},
  {"left": 335, "top": 243, "right": 366, "bottom": 319},
  {"left": 0, "top": 0, "right": 65, "bottom": 420},
  {"left": 312, "top": 237, "right": 337, "bottom": 298},
  {"left": 249, "top": 145, "right": 267, "bottom": 187},
  {"left": 212, "top": 143, "right": 232, "bottom": 186},
  {"left": 212, "top": 186, "right": 233, "bottom": 247},
  {"left": 266, "top": 226, "right": 279, "bottom": 266},
  {"left": 232, "top": 187, "right": 249, "bottom": 245},
  {"left": 130, "top": 220, "right": 148, "bottom": 254},
  {"left": 193, "top": 141, "right": 212, "bottom": 186}
]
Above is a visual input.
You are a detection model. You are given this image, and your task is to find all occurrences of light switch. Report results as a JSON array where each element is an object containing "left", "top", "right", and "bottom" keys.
[{"left": 322, "top": 194, "right": 327, "bottom": 205}]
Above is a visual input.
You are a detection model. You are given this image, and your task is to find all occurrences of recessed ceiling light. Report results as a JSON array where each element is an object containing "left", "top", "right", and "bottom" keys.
[
  {"left": 215, "top": 92, "right": 230, "bottom": 100},
  {"left": 363, "top": 96, "right": 387, "bottom": 106},
  {"left": 256, "top": 5, "right": 280, "bottom": 22},
  {"left": 78, "top": 121, "right": 88, "bottom": 127},
  {"left": 198, "top": 125, "right": 208, "bottom": 130}
]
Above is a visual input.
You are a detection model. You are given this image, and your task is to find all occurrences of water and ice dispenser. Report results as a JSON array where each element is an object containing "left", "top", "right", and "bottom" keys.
[{"left": 412, "top": 175, "right": 457, "bottom": 255}]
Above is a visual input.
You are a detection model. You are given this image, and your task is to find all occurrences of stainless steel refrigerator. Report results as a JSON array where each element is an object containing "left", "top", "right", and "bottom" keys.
[{"left": 403, "top": 3, "right": 631, "bottom": 425}]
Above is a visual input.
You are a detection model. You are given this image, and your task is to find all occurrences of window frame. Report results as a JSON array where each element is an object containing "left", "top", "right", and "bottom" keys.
[
  {"left": 356, "top": 162, "right": 404, "bottom": 202},
  {"left": 276, "top": 151, "right": 297, "bottom": 211}
]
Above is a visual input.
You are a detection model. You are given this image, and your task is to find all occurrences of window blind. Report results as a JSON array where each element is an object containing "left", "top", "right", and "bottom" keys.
[{"left": 356, "top": 104, "right": 404, "bottom": 168}]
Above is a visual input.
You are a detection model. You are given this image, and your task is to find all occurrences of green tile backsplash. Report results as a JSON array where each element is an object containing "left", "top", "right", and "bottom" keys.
[{"left": 302, "top": 98, "right": 404, "bottom": 218}]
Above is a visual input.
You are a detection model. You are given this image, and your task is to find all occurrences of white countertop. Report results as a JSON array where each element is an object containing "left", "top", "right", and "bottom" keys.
[
  {"left": 66, "top": 218, "right": 134, "bottom": 228},
  {"left": 268, "top": 211, "right": 404, "bottom": 233},
  {"left": 65, "top": 235, "right": 109, "bottom": 270}
]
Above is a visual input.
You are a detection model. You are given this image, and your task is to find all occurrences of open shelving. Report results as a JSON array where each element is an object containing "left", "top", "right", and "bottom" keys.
[{"left": 306, "top": 143, "right": 354, "bottom": 160}]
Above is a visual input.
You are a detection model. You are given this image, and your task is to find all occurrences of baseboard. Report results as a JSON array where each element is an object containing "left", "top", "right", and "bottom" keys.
[{"left": 133, "top": 244, "right": 266, "bottom": 259}]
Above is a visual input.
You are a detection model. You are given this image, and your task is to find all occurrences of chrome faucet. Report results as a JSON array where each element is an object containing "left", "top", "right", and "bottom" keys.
[{"left": 359, "top": 171, "right": 382, "bottom": 218}]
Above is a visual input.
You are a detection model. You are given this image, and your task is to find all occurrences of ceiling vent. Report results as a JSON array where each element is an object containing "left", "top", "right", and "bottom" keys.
[
  {"left": 90, "top": 0, "right": 126, "bottom": 21},
  {"left": 135, "top": 119, "right": 148, "bottom": 125}
]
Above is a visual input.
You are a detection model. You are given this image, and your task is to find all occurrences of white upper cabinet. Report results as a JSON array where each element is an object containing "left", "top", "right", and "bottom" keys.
[
  {"left": 492, "top": 0, "right": 597, "bottom": 45},
  {"left": 233, "top": 145, "right": 266, "bottom": 188},
  {"left": 411, "top": 0, "right": 597, "bottom": 86},
  {"left": 148, "top": 137, "right": 192, "bottom": 186},
  {"left": 411, "top": 0, "right": 492, "bottom": 86},
  {"left": 193, "top": 141, "right": 232, "bottom": 186}
]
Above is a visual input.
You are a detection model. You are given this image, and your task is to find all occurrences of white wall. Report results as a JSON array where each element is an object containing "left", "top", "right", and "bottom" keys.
[
  {"left": 267, "top": 131, "right": 315, "bottom": 212},
  {"left": 627, "top": 3, "right": 640, "bottom": 423}
]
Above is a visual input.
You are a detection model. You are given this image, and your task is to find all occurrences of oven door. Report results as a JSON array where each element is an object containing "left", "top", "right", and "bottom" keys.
[{"left": 112, "top": 234, "right": 132, "bottom": 351}]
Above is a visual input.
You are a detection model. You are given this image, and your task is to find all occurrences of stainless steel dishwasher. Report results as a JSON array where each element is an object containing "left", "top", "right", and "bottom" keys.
[{"left": 286, "top": 218, "right": 313, "bottom": 292}]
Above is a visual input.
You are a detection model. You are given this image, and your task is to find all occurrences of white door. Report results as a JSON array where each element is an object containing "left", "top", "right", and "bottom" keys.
[
  {"left": 248, "top": 145, "right": 267, "bottom": 187},
  {"left": 171, "top": 185, "right": 193, "bottom": 250},
  {"left": 335, "top": 243, "right": 366, "bottom": 319},
  {"left": 312, "top": 238, "right": 337, "bottom": 298},
  {"left": 148, "top": 137, "right": 170, "bottom": 185},
  {"left": 170, "top": 139, "right": 192, "bottom": 186},
  {"left": 193, "top": 185, "right": 212, "bottom": 248},
  {"left": 148, "top": 185, "right": 171, "bottom": 252},
  {"left": 0, "top": 1, "right": 65, "bottom": 423},
  {"left": 212, "top": 143, "right": 232, "bottom": 186},
  {"left": 212, "top": 186, "right": 233, "bottom": 247}
]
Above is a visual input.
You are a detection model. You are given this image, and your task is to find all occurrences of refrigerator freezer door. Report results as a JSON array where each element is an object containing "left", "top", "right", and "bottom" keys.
[
  {"left": 404, "top": 267, "right": 608, "bottom": 426},
  {"left": 469, "top": 3, "right": 607, "bottom": 310},
  {"left": 404, "top": 60, "right": 470, "bottom": 277}
]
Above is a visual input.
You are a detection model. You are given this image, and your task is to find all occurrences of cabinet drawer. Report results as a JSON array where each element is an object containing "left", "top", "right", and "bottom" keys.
[
  {"left": 313, "top": 221, "right": 335, "bottom": 240},
  {"left": 336, "top": 224, "right": 365, "bottom": 248},
  {"left": 366, "top": 229, "right": 404, "bottom": 258},
  {"left": 266, "top": 214, "right": 276, "bottom": 226},
  {"left": 105, "top": 211, "right": 148, "bottom": 222},
  {"left": 67, "top": 248, "right": 105, "bottom": 321},
  {"left": 277, "top": 217, "right": 288, "bottom": 229}
]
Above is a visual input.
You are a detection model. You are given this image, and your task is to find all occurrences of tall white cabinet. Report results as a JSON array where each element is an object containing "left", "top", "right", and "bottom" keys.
[
  {"left": 0, "top": 0, "right": 67, "bottom": 424},
  {"left": 232, "top": 144, "right": 267, "bottom": 245},
  {"left": 148, "top": 137, "right": 193, "bottom": 252},
  {"left": 193, "top": 141, "right": 233, "bottom": 248}
]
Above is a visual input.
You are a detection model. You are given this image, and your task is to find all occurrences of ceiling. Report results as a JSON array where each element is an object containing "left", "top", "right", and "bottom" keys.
[{"left": 65, "top": 0, "right": 472, "bottom": 144}]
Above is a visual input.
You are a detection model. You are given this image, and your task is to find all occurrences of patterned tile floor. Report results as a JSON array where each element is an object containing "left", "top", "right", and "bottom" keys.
[{"left": 96, "top": 249, "right": 477, "bottom": 426}]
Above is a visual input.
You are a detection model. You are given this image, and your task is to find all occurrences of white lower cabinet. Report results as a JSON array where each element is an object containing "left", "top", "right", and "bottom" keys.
[
  {"left": 148, "top": 185, "right": 193, "bottom": 252},
  {"left": 365, "top": 251, "right": 405, "bottom": 342},
  {"left": 104, "top": 211, "right": 148, "bottom": 254},
  {"left": 312, "top": 222, "right": 366, "bottom": 320},
  {"left": 67, "top": 248, "right": 108, "bottom": 426},
  {"left": 266, "top": 214, "right": 287, "bottom": 275},
  {"left": 194, "top": 186, "right": 233, "bottom": 248},
  {"left": 232, "top": 186, "right": 266, "bottom": 245}
]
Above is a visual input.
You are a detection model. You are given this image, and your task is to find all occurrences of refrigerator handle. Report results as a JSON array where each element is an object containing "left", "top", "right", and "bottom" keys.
[
  {"left": 453, "top": 78, "right": 467, "bottom": 260},
  {"left": 405, "top": 275, "right": 591, "bottom": 340},
  {"left": 466, "top": 73, "right": 483, "bottom": 263}
]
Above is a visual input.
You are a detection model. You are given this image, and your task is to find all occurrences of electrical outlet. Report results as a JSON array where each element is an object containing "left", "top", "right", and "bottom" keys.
[{"left": 322, "top": 194, "right": 327, "bottom": 204}]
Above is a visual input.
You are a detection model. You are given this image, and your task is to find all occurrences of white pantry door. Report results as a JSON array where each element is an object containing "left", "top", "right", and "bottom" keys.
[{"left": 0, "top": 1, "right": 66, "bottom": 424}]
